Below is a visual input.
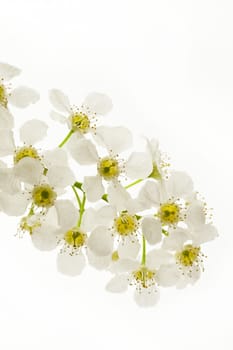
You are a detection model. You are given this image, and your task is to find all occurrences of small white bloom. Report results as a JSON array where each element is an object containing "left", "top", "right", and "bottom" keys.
[
  {"left": 157, "top": 225, "right": 217, "bottom": 288},
  {"left": 70, "top": 127, "right": 152, "bottom": 202},
  {"left": 54, "top": 200, "right": 89, "bottom": 276},
  {"left": 137, "top": 172, "right": 195, "bottom": 232},
  {"left": 106, "top": 257, "right": 160, "bottom": 307},
  {"left": 49, "top": 89, "right": 112, "bottom": 137},
  {"left": 0, "top": 62, "right": 39, "bottom": 112}
]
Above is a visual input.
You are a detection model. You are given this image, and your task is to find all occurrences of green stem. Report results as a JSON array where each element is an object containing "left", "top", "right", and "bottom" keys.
[
  {"left": 124, "top": 178, "right": 143, "bottom": 190},
  {"left": 71, "top": 185, "right": 82, "bottom": 208},
  {"left": 77, "top": 193, "right": 86, "bottom": 227},
  {"left": 58, "top": 130, "right": 74, "bottom": 148},
  {"left": 28, "top": 203, "right": 34, "bottom": 216},
  {"left": 141, "top": 235, "right": 146, "bottom": 266}
]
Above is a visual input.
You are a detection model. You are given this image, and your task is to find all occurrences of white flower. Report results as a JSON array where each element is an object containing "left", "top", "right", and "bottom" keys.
[
  {"left": 185, "top": 200, "right": 218, "bottom": 245},
  {"left": 154, "top": 222, "right": 218, "bottom": 288},
  {"left": 68, "top": 126, "right": 152, "bottom": 202},
  {"left": 49, "top": 89, "right": 112, "bottom": 136},
  {"left": 0, "top": 63, "right": 39, "bottom": 118},
  {"left": 21, "top": 208, "right": 59, "bottom": 251},
  {"left": 52, "top": 200, "right": 90, "bottom": 276},
  {"left": 137, "top": 171, "right": 195, "bottom": 232},
  {"left": 0, "top": 156, "right": 75, "bottom": 217},
  {"left": 77, "top": 199, "right": 142, "bottom": 273},
  {"left": 82, "top": 198, "right": 142, "bottom": 259},
  {"left": 0, "top": 118, "right": 48, "bottom": 160},
  {"left": 0, "top": 120, "right": 76, "bottom": 195},
  {"left": 106, "top": 257, "right": 160, "bottom": 307}
]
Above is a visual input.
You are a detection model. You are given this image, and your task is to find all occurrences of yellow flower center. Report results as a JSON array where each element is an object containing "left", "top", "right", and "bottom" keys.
[
  {"left": 64, "top": 227, "right": 87, "bottom": 248},
  {"left": 111, "top": 250, "right": 119, "bottom": 261},
  {"left": 0, "top": 84, "right": 8, "bottom": 108},
  {"left": 20, "top": 216, "right": 41, "bottom": 235},
  {"left": 98, "top": 157, "right": 120, "bottom": 180},
  {"left": 114, "top": 212, "right": 137, "bottom": 236},
  {"left": 14, "top": 146, "right": 40, "bottom": 164},
  {"left": 32, "top": 185, "right": 57, "bottom": 208},
  {"left": 71, "top": 113, "right": 90, "bottom": 133},
  {"left": 133, "top": 267, "right": 156, "bottom": 289},
  {"left": 158, "top": 202, "right": 180, "bottom": 225},
  {"left": 176, "top": 245, "right": 200, "bottom": 267}
]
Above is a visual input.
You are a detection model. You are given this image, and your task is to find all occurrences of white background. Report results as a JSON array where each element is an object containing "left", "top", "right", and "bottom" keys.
[{"left": 0, "top": 1, "right": 232, "bottom": 349}]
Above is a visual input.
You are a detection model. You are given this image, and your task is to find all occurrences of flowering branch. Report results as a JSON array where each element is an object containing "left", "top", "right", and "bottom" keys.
[{"left": 0, "top": 62, "right": 218, "bottom": 308}]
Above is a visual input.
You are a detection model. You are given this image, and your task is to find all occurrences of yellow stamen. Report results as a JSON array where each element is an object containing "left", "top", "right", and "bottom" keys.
[
  {"left": 32, "top": 185, "right": 57, "bottom": 208},
  {"left": 64, "top": 227, "right": 87, "bottom": 248},
  {"left": 133, "top": 266, "right": 156, "bottom": 289},
  {"left": 98, "top": 157, "right": 120, "bottom": 180},
  {"left": 71, "top": 113, "right": 90, "bottom": 133},
  {"left": 158, "top": 202, "right": 180, "bottom": 225},
  {"left": 14, "top": 146, "right": 40, "bottom": 164},
  {"left": 114, "top": 212, "right": 137, "bottom": 236},
  {"left": 176, "top": 245, "right": 200, "bottom": 267},
  {"left": 0, "top": 84, "right": 8, "bottom": 108}
]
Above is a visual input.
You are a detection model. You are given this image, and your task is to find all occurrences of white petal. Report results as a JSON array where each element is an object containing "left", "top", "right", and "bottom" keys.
[
  {"left": 108, "top": 182, "right": 131, "bottom": 212},
  {"left": 0, "top": 129, "right": 15, "bottom": 156},
  {"left": 55, "top": 200, "right": 78, "bottom": 230},
  {"left": 47, "top": 165, "right": 75, "bottom": 188},
  {"left": 0, "top": 167, "right": 21, "bottom": 194},
  {"left": 43, "top": 148, "right": 68, "bottom": 167},
  {"left": 106, "top": 275, "right": 128, "bottom": 293},
  {"left": 109, "top": 258, "right": 140, "bottom": 274},
  {"left": 50, "top": 110, "right": 67, "bottom": 123},
  {"left": 14, "top": 158, "right": 43, "bottom": 185},
  {"left": 95, "top": 126, "right": 132, "bottom": 154},
  {"left": 0, "top": 192, "right": 28, "bottom": 216},
  {"left": 57, "top": 252, "right": 85, "bottom": 276},
  {"left": 49, "top": 89, "right": 71, "bottom": 113},
  {"left": 0, "top": 105, "right": 14, "bottom": 129},
  {"left": 87, "top": 249, "right": 111, "bottom": 270},
  {"left": 147, "top": 249, "right": 174, "bottom": 269},
  {"left": 166, "top": 171, "right": 194, "bottom": 199},
  {"left": 146, "top": 137, "right": 160, "bottom": 160},
  {"left": 9, "top": 86, "right": 39, "bottom": 108},
  {"left": 83, "top": 92, "right": 112, "bottom": 115},
  {"left": 176, "top": 268, "right": 201, "bottom": 288},
  {"left": 125, "top": 152, "right": 153, "bottom": 180},
  {"left": 192, "top": 224, "right": 218, "bottom": 245},
  {"left": 134, "top": 288, "right": 160, "bottom": 307},
  {"left": 157, "top": 264, "right": 180, "bottom": 287},
  {"left": 137, "top": 180, "right": 160, "bottom": 209},
  {"left": 20, "top": 119, "right": 48, "bottom": 145},
  {"left": 88, "top": 226, "right": 113, "bottom": 256},
  {"left": 42, "top": 206, "right": 58, "bottom": 227},
  {"left": 118, "top": 238, "right": 140, "bottom": 259},
  {"left": 0, "top": 62, "right": 21, "bottom": 81},
  {"left": 186, "top": 201, "right": 206, "bottom": 229},
  {"left": 81, "top": 208, "right": 98, "bottom": 232},
  {"left": 82, "top": 175, "right": 105, "bottom": 202},
  {"left": 162, "top": 228, "right": 189, "bottom": 251},
  {"left": 31, "top": 226, "right": 58, "bottom": 251},
  {"left": 68, "top": 138, "right": 98, "bottom": 165},
  {"left": 141, "top": 217, "right": 162, "bottom": 245},
  {"left": 83, "top": 205, "right": 115, "bottom": 231},
  {"left": 95, "top": 205, "right": 116, "bottom": 225}
]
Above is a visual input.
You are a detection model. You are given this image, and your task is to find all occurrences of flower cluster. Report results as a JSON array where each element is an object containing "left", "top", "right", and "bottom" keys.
[{"left": 0, "top": 63, "right": 218, "bottom": 307}]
